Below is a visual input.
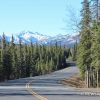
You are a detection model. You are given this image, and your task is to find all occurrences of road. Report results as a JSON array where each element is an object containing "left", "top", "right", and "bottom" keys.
[{"left": 0, "top": 66, "right": 100, "bottom": 100}]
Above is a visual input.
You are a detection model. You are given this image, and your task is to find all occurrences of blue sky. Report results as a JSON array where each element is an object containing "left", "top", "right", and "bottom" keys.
[{"left": 0, "top": 0, "right": 82, "bottom": 36}]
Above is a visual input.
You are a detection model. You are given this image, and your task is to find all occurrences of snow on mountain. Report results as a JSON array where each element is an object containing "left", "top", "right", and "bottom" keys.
[
  {"left": 16, "top": 31, "right": 50, "bottom": 44},
  {"left": 19, "top": 31, "right": 48, "bottom": 41},
  {"left": 0, "top": 31, "right": 79, "bottom": 46},
  {"left": 46, "top": 33, "right": 79, "bottom": 46}
]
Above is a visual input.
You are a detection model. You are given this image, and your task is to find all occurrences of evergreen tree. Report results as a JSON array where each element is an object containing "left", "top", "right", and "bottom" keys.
[
  {"left": 10, "top": 35, "right": 17, "bottom": 79},
  {"left": 77, "top": 0, "right": 92, "bottom": 87},
  {"left": 1, "top": 34, "right": 12, "bottom": 80},
  {"left": 91, "top": 23, "right": 100, "bottom": 87},
  {"left": 0, "top": 34, "right": 70, "bottom": 81},
  {"left": 17, "top": 38, "right": 25, "bottom": 78},
  {"left": 91, "top": 0, "right": 100, "bottom": 23},
  {"left": 0, "top": 49, "right": 3, "bottom": 81},
  {"left": 72, "top": 41, "right": 77, "bottom": 61}
]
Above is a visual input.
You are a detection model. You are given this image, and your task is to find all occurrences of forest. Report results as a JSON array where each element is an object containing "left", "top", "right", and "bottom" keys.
[
  {"left": 77, "top": 0, "right": 100, "bottom": 88},
  {"left": 0, "top": 34, "right": 75, "bottom": 82}
]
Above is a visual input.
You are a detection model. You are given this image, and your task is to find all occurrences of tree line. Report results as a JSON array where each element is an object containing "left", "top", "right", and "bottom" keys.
[
  {"left": 77, "top": 0, "right": 100, "bottom": 88},
  {"left": 0, "top": 34, "right": 72, "bottom": 82}
]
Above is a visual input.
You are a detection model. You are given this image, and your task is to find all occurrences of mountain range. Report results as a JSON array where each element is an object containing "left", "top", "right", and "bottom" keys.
[{"left": 1, "top": 31, "right": 80, "bottom": 47}]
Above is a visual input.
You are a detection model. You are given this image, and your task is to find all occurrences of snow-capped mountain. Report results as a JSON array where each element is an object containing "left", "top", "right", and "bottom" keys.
[
  {"left": 0, "top": 31, "right": 79, "bottom": 47},
  {"left": 46, "top": 33, "right": 79, "bottom": 46},
  {"left": 15, "top": 31, "right": 50, "bottom": 44}
]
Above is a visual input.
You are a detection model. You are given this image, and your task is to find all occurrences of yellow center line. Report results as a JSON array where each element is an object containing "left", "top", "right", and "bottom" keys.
[{"left": 26, "top": 80, "right": 48, "bottom": 100}]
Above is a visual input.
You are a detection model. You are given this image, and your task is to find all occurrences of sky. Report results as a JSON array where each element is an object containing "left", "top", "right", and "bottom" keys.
[{"left": 0, "top": 0, "right": 82, "bottom": 36}]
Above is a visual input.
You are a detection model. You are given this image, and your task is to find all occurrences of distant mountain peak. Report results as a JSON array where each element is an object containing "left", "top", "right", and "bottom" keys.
[{"left": 0, "top": 31, "right": 79, "bottom": 46}]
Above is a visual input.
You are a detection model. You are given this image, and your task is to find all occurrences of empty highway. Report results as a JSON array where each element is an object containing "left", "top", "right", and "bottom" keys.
[{"left": 0, "top": 66, "right": 100, "bottom": 100}]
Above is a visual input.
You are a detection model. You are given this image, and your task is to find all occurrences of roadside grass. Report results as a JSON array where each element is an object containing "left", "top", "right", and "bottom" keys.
[{"left": 60, "top": 74, "right": 85, "bottom": 88}]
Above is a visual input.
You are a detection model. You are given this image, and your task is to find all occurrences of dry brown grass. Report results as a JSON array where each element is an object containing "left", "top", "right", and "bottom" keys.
[{"left": 61, "top": 75, "right": 85, "bottom": 88}]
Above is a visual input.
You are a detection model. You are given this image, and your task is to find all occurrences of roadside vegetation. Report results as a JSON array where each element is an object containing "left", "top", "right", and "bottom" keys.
[
  {"left": 63, "top": 0, "right": 100, "bottom": 89},
  {"left": 61, "top": 75, "right": 85, "bottom": 88},
  {"left": 77, "top": 0, "right": 100, "bottom": 88}
]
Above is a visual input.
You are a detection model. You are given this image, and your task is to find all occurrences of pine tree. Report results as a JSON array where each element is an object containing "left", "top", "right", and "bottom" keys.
[
  {"left": 91, "top": 22, "right": 100, "bottom": 87},
  {"left": 17, "top": 38, "right": 25, "bottom": 78},
  {"left": 91, "top": 0, "right": 100, "bottom": 87},
  {"left": 24, "top": 44, "right": 31, "bottom": 77},
  {"left": 10, "top": 35, "right": 17, "bottom": 79},
  {"left": 91, "top": 0, "right": 100, "bottom": 23},
  {"left": 1, "top": 34, "right": 12, "bottom": 80},
  {"left": 72, "top": 41, "right": 77, "bottom": 61},
  {"left": 0, "top": 48, "right": 3, "bottom": 81},
  {"left": 77, "top": 0, "right": 92, "bottom": 87}
]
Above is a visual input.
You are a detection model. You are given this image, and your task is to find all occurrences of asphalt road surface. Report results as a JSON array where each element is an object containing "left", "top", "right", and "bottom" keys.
[{"left": 0, "top": 66, "right": 100, "bottom": 100}]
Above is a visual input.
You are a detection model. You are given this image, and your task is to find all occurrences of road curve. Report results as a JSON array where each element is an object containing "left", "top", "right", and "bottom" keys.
[{"left": 0, "top": 66, "right": 100, "bottom": 100}]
